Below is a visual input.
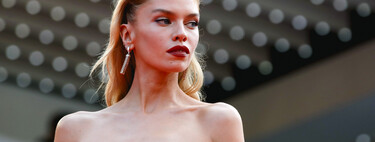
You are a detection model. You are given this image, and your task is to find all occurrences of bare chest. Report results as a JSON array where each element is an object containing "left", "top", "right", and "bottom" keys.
[
  {"left": 81, "top": 131, "right": 208, "bottom": 142},
  {"left": 79, "top": 113, "right": 211, "bottom": 142}
]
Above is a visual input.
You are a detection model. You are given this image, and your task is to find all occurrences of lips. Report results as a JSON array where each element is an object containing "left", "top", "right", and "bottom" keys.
[{"left": 166, "top": 45, "right": 190, "bottom": 57}]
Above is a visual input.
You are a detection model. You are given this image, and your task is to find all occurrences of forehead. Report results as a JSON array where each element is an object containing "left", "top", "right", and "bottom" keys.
[{"left": 139, "top": 0, "right": 199, "bottom": 15}]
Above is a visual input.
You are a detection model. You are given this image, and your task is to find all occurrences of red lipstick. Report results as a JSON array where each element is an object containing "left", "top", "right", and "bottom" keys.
[{"left": 166, "top": 45, "right": 190, "bottom": 57}]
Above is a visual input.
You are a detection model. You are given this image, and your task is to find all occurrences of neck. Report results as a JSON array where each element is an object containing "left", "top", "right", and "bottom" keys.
[{"left": 120, "top": 64, "right": 185, "bottom": 114}]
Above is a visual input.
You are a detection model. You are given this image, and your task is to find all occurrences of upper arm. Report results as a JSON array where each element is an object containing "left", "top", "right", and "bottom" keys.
[
  {"left": 54, "top": 112, "right": 87, "bottom": 142},
  {"left": 204, "top": 102, "right": 245, "bottom": 142}
]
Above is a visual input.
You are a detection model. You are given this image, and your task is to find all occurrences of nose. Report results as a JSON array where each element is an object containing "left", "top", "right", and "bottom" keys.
[{"left": 172, "top": 22, "right": 187, "bottom": 42}]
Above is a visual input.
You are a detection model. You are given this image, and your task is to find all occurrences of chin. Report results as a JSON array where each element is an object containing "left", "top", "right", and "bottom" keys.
[
  {"left": 166, "top": 65, "right": 189, "bottom": 73},
  {"left": 148, "top": 58, "right": 191, "bottom": 73},
  {"left": 157, "top": 62, "right": 189, "bottom": 73}
]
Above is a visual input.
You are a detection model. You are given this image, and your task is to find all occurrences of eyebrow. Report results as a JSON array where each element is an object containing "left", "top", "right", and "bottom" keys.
[{"left": 151, "top": 9, "right": 199, "bottom": 18}]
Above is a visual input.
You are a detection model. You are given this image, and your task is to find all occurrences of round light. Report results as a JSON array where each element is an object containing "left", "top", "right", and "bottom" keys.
[
  {"left": 292, "top": 15, "right": 308, "bottom": 30},
  {"left": 26, "top": 0, "right": 41, "bottom": 15},
  {"left": 75, "top": 12, "right": 90, "bottom": 28},
  {"left": 252, "top": 32, "right": 268, "bottom": 47},
  {"left": 356, "top": 134, "right": 371, "bottom": 142},
  {"left": 311, "top": 0, "right": 324, "bottom": 5},
  {"left": 246, "top": 2, "right": 261, "bottom": 18},
  {"left": 214, "top": 49, "right": 229, "bottom": 64},
  {"left": 29, "top": 51, "right": 44, "bottom": 66},
  {"left": 222, "top": 0, "right": 237, "bottom": 11},
  {"left": 269, "top": 9, "right": 284, "bottom": 24},
  {"left": 275, "top": 38, "right": 290, "bottom": 53},
  {"left": 203, "top": 70, "right": 214, "bottom": 85},
  {"left": 221, "top": 77, "right": 236, "bottom": 91},
  {"left": 333, "top": 0, "right": 348, "bottom": 12},
  {"left": 315, "top": 21, "right": 330, "bottom": 36},
  {"left": 98, "top": 18, "right": 110, "bottom": 34},
  {"left": 338, "top": 27, "right": 352, "bottom": 42},
  {"left": 62, "top": 35, "right": 78, "bottom": 51},
  {"left": 75, "top": 62, "right": 90, "bottom": 78},
  {"left": 2, "top": 0, "right": 16, "bottom": 8},
  {"left": 236, "top": 55, "right": 251, "bottom": 70},
  {"left": 62, "top": 83, "right": 77, "bottom": 99},
  {"left": 258, "top": 61, "right": 273, "bottom": 75},
  {"left": 86, "top": 41, "right": 101, "bottom": 57},
  {"left": 50, "top": 6, "right": 65, "bottom": 21},
  {"left": 6, "top": 45, "right": 21, "bottom": 60},
  {"left": 15, "top": 23, "right": 30, "bottom": 39},
  {"left": 39, "top": 29, "right": 54, "bottom": 45},
  {"left": 298, "top": 44, "right": 313, "bottom": 59},
  {"left": 16, "top": 72, "right": 31, "bottom": 88},
  {"left": 0, "top": 67, "right": 8, "bottom": 82},
  {"left": 84, "top": 89, "right": 99, "bottom": 104},
  {"left": 39, "top": 78, "right": 54, "bottom": 93},
  {"left": 196, "top": 43, "right": 207, "bottom": 55},
  {"left": 206, "top": 20, "right": 222, "bottom": 35},
  {"left": 0, "top": 18, "right": 6, "bottom": 32},
  {"left": 201, "top": 0, "right": 213, "bottom": 5},
  {"left": 52, "top": 57, "right": 68, "bottom": 72},
  {"left": 229, "top": 26, "right": 245, "bottom": 41},
  {"left": 357, "top": 3, "right": 371, "bottom": 17}
]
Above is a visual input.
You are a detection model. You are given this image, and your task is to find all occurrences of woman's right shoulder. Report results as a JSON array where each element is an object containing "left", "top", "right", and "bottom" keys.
[{"left": 54, "top": 111, "right": 98, "bottom": 142}]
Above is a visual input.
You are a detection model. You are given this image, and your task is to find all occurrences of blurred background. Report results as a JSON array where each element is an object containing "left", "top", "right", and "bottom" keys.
[{"left": 0, "top": 0, "right": 374, "bottom": 141}]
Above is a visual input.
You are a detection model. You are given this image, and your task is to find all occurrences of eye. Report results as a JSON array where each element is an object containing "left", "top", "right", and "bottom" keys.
[
  {"left": 155, "top": 18, "right": 171, "bottom": 25},
  {"left": 186, "top": 21, "right": 199, "bottom": 28}
]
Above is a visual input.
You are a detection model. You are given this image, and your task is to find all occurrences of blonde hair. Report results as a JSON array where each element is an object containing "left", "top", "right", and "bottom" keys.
[{"left": 91, "top": 0, "right": 204, "bottom": 106}]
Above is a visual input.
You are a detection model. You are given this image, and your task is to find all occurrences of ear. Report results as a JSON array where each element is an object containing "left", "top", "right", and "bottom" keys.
[{"left": 120, "top": 24, "right": 135, "bottom": 50}]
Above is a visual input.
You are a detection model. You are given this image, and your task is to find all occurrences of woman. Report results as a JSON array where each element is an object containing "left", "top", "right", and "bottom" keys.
[{"left": 54, "top": 0, "right": 244, "bottom": 141}]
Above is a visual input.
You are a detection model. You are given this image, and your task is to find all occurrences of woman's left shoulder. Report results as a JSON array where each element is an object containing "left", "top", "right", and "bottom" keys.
[
  {"left": 198, "top": 102, "right": 242, "bottom": 123},
  {"left": 197, "top": 102, "right": 245, "bottom": 142}
]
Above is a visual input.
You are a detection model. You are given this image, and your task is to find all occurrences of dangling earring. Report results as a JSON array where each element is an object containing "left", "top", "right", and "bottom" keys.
[{"left": 120, "top": 46, "right": 131, "bottom": 75}]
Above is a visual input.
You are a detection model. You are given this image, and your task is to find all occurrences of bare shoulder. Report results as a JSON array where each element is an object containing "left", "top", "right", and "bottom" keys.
[
  {"left": 198, "top": 102, "right": 245, "bottom": 142},
  {"left": 198, "top": 102, "right": 241, "bottom": 122},
  {"left": 54, "top": 111, "right": 97, "bottom": 142}
]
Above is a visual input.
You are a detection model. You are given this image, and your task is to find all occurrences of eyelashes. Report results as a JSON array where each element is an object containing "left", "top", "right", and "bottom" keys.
[
  {"left": 155, "top": 17, "right": 199, "bottom": 28},
  {"left": 155, "top": 18, "right": 171, "bottom": 25},
  {"left": 187, "top": 21, "right": 199, "bottom": 28}
]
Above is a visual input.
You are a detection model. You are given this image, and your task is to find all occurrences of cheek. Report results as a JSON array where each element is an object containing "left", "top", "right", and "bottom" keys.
[
  {"left": 140, "top": 25, "right": 168, "bottom": 46},
  {"left": 189, "top": 31, "right": 199, "bottom": 52},
  {"left": 135, "top": 28, "right": 164, "bottom": 52},
  {"left": 133, "top": 28, "right": 170, "bottom": 66}
]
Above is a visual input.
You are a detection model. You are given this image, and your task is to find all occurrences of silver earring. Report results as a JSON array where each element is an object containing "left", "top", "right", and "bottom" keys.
[{"left": 120, "top": 46, "right": 131, "bottom": 75}]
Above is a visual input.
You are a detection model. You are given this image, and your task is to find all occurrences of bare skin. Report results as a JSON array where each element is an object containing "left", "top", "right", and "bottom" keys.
[
  {"left": 55, "top": 93, "right": 243, "bottom": 142},
  {"left": 54, "top": 0, "right": 244, "bottom": 141}
]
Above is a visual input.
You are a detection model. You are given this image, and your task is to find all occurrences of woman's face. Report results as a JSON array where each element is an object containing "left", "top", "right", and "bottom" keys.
[{"left": 128, "top": 0, "right": 200, "bottom": 73}]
